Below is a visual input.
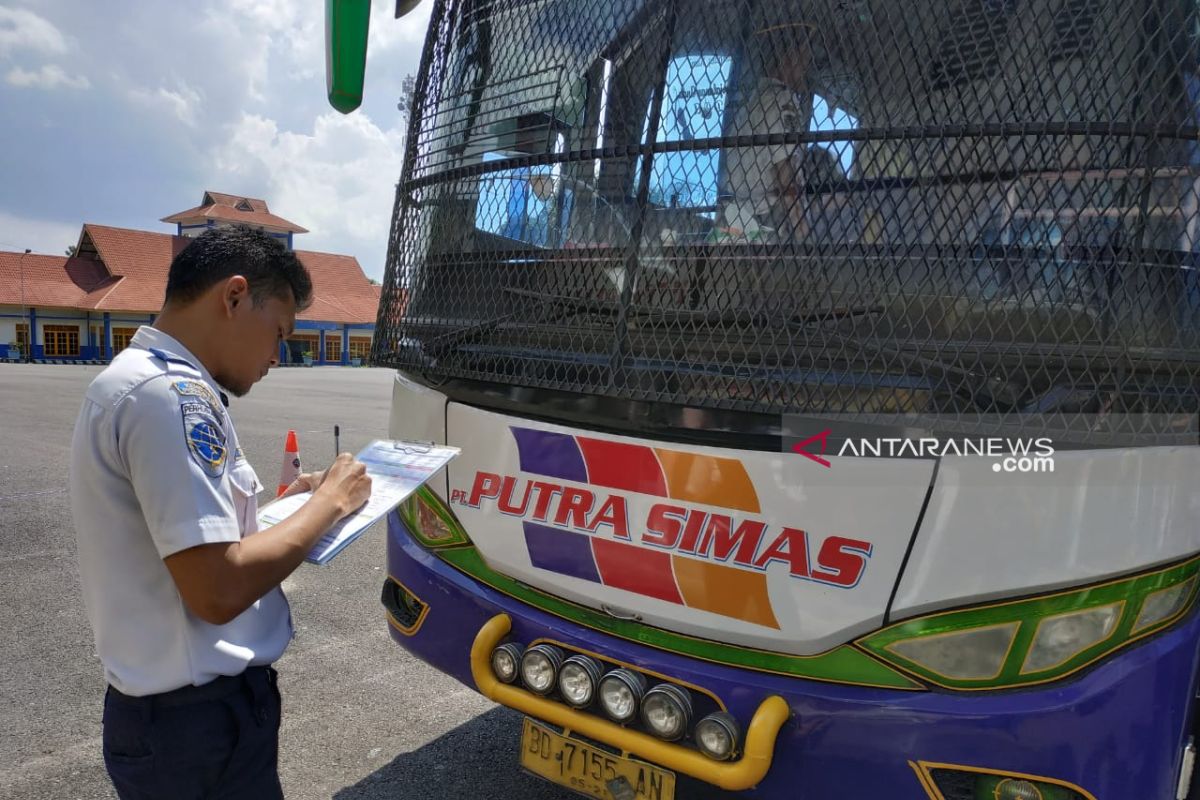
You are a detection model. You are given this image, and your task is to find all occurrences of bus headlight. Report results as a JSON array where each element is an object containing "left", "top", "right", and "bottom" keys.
[
  {"left": 557, "top": 655, "right": 604, "bottom": 708},
  {"left": 598, "top": 668, "right": 645, "bottom": 723},
  {"left": 520, "top": 644, "right": 563, "bottom": 695},
  {"left": 1022, "top": 603, "right": 1120, "bottom": 673},
  {"left": 694, "top": 712, "right": 741, "bottom": 761},
  {"left": 859, "top": 556, "right": 1200, "bottom": 690},
  {"left": 887, "top": 623, "right": 1018, "bottom": 681},
  {"left": 490, "top": 643, "right": 523, "bottom": 684},
  {"left": 640, "top": 684, "right": 692, "bottom": 741},
  {"left": 1134, "top": 577, "right": 1197, "bottom": 633}
]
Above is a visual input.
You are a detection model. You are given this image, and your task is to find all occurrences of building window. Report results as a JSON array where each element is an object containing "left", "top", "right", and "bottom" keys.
[
  {"left": 325, "top": 336, "right": 343, "bottom": 362},
  {"left": 285, "top": 335, "right": 319, "bottom": 363},
  {"left": 348, "top": 338, "right": 372, "bottom": 360},
  {"left": 15, "top": 323, "right": 29, "bottom": 356},
  {"left": 44, "top": 325, "right": 80, "bottom": 357},
  {"left": 112, "top": 327, "right": 137, "bottom": 354},
  {"left": 641, "top": 53, "right": 732, "bottom": 210}
]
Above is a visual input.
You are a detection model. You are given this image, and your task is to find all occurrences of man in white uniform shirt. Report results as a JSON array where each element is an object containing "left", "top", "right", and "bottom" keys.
[
  {"left": 719, "top": 22, "right": 815, "bottom": 242},
  {"left": 70, "top": 226, "right": 372, "bottom": 799}
]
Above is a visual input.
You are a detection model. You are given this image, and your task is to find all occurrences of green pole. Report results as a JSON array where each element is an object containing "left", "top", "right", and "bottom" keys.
[{"left": 325, "top": 0, "right": 371, "bottom": 114}]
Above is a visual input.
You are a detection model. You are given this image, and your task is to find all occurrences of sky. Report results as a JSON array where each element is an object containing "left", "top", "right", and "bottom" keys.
[{"left": 0, "top": 0, "right": 434, "bottom": 280}]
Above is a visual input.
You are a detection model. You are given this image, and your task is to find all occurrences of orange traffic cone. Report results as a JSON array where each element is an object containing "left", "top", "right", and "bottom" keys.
[{"left": 277, "top": 429, "right": 302, "bottom": 496}]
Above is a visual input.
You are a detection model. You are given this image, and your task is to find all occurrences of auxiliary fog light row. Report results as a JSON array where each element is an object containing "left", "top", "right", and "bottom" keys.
[{"left": 490, "top": 641, "right": 743, "bottom": 761}]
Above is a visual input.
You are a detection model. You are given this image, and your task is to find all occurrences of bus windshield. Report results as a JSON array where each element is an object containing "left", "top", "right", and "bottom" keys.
[{"left": 376, "top": 0, "right": 1200, "bottom": 445}]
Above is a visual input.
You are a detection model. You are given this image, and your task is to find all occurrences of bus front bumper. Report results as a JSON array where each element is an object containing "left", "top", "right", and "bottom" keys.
[{"left": 384, "top": 511, "right": 1200, "bottom": 799}]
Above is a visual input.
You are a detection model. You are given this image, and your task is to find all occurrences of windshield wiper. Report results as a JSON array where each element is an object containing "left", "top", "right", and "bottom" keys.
[
  {"left": 788, "top": 315, "right": 1024, "bottom": 412},
  {"left": 421, "top": 294, "right": 1021, "bottom": 411},
  {"left": 498, "top": 293, "right": 887, "bottom": 329},
  {"left": 422, "top": 289, "right": 610, "bottom": 359}
]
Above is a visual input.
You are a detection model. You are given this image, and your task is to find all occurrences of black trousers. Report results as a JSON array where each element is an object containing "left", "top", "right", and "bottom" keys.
[{"left": 102, "top": 666, "right": 283, "bottom": 800}]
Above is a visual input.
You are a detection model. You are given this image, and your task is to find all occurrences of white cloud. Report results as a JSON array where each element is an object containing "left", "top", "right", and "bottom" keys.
[
  {"left": 213, "top": 110, "right": 406, "bottom": 278},
  {"left": 0, "top": 6, "right": 67, "bottom": 56},
  {"left": 369, "top": 0, "right": 433, "bottom": 54},
  {"left": 0, "top": 211, "right": 82, "bottom": 257},
  {"left": 127, "top": 81, "right": 203, "bottom": 127},
  {"left": 201, "top": 0, "right": 323, "bottom": 97},
  {"left": 0, "top": 1, "right": 435, "bottom": 283},
  {"left": 197, "top": 0, "right": 431, "bottom": 104},
  {"left": 6, "top": 64, "right": 89, "bottom": 90}
]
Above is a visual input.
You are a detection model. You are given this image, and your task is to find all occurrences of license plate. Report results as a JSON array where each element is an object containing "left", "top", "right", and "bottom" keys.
[{"left": 519, "top": 718, "right": 676, "bottom": 800}]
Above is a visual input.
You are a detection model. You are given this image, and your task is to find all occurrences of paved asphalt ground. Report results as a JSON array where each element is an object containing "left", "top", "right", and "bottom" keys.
[{"left": 0, "top": 364, "right": 736, "bottom": 800}]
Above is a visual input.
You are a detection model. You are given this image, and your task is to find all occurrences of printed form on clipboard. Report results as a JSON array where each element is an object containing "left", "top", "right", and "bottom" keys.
[{"left": 257, "top": 440, "right": 461, "bottom": 565}]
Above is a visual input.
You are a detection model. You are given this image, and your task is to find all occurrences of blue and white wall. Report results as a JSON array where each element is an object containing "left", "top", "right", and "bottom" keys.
[
  {"left": 0, "top": 304, "right": 371, "bottom": 365},
  {"left": 176, "top": 220, "right": 294, "bottom": 250},
  {"left": 280, "top": 320, "right": 375, "bottom": 366},
  {"left": 0, "top": 305, "right": 154, "bottom": 361}
]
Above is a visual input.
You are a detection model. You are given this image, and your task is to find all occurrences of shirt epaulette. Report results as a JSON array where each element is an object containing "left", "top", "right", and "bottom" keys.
[
  {"left": 148, "top": 347, "right": 197, "bottom": 369},
  {"left": 146, "top": 347, "right": 229, "bottom": 406}
]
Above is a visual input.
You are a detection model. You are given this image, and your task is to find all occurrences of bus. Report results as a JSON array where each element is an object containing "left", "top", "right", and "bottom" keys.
[{"left": 329, "top": 0, "right": 1200, "bottom": 797}]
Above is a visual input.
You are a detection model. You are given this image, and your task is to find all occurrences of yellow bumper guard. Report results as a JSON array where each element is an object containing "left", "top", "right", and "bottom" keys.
[{"left": 470, "top": 613, "right": 791, "bottom": 791}]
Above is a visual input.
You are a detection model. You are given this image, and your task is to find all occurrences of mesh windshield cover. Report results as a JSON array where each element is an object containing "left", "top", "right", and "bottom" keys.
[{"left": 377, "top": 0, "right": 1200, "bottom": 444}]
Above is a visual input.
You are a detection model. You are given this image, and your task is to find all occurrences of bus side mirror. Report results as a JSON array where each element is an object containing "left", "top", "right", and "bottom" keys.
[
  {"left": 396, "top": 0, "right": 423, "bottom": 17},
  {"left": 326, "top": 0, "right": 371, "bottom": 114}
]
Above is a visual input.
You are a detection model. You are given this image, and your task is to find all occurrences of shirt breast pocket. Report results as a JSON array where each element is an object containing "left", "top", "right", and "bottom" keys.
[{"left": 228, "top": 460, "right": 264, "bottom": 535}]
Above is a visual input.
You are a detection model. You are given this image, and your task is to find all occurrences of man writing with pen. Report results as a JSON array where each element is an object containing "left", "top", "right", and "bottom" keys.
[{"left": 69, "top": 226, "right": 373, "bottom": 799}]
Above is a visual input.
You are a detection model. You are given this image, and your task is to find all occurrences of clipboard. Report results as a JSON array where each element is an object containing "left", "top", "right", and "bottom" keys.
[{"left": 256, "top": 439, "right": 461, "bottom": 565}]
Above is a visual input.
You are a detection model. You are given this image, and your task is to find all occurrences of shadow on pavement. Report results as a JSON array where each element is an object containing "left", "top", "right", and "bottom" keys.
[{"left": 333, "top": 706, "right": 740, "bottom": 800}]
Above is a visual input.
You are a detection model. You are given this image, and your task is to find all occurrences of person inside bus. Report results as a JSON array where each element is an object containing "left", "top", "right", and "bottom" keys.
[
  {"left": 718, "top": 21, "right": 816, "bottom": 243},
  {"left": 528, "top": 172, "right": 628, "bottom": 247}
]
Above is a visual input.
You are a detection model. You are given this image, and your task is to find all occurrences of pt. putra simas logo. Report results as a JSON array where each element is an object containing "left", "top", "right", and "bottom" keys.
[{"left": 448, "top": 427, "right": 877, "bottom": 630}]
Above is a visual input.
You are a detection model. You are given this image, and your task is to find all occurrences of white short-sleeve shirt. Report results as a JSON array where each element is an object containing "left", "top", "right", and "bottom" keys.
[
  {"left": 720, "top": 78, "right": 811, "bottom": 215},
  {"left": 70, "top": 326, "right": 292, "bottom": 696}
]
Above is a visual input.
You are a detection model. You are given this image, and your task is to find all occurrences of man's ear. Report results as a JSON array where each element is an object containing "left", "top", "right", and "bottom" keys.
[{"left": 223, "top": 276, "right": 250, "bottom": 316}]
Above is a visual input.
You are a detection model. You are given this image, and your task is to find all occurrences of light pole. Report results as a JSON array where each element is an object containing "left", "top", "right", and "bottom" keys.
[{"left": 19, "top": 248, "right": 30, "bottom": 362}]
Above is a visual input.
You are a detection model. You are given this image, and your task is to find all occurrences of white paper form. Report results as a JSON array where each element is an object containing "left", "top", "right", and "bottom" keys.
[{"left": 256, "top": 439, "right": 461, "bottom": 565}]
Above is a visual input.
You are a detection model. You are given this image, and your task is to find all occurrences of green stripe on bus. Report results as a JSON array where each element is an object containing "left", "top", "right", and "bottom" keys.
[{"left": 437, "top": 546, "right": 922, "bottom": 690}]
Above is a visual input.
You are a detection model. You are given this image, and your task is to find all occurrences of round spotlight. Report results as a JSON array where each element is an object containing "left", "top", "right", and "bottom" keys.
[
  {"left": 598, "top": 668, "right": 646, "bottom": 723},
  {"left": 694, "top": 712, "right": 742, "bottom": 761},
  {"left": 994, "top": 779, "right": 1043, "bottom": 800},
  {"left": 490, "top": 643, "right": 524, "bottom": 684},
  {"left": 557, "top": 655, "right": 604, "bottom": 708},
  {"left": 520, "top": 644, "right": 564, "bottom": 695},
  {"left": 640, "top": 684, "right": 693, "bottom": 741}
]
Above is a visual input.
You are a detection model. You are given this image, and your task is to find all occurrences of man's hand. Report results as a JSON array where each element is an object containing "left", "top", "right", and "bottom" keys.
[
  {"left": 164, "top": 453, "right": 372, "bottom": 625},
  {"left": 279, "top": 469, "right": 327, "bottom": 499},
  {"left": 313, "top": 453, "right": 372, "bottom": 519}
]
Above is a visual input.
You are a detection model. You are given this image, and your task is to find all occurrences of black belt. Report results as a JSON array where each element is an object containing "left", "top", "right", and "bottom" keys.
[{"left": 107, "top": 665, "right": 276, "bottom": 710}]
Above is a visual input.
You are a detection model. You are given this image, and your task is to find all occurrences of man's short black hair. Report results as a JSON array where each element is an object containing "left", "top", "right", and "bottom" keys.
[{"left": 164, "top": 226, "right": 313, "bottom": 311}]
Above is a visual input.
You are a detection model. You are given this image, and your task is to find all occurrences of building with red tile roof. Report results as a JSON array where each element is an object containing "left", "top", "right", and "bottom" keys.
[
  {"left": 161, "top": 190, "right": 309, "bottom": 242},
  {"left": 1, "top": 193, "right": 382, "bottom": 365}
]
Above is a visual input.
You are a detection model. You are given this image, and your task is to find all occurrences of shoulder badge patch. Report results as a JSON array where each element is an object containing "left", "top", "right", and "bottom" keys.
[
  {"left": 184, "top": 405, "right": 228, "bottom": 478},
  {"left": 171, "top": 379, "right": 222, "bottom": 413},
  {"left": 170, "top": 380, "right": 229, "bottom": 478}
]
